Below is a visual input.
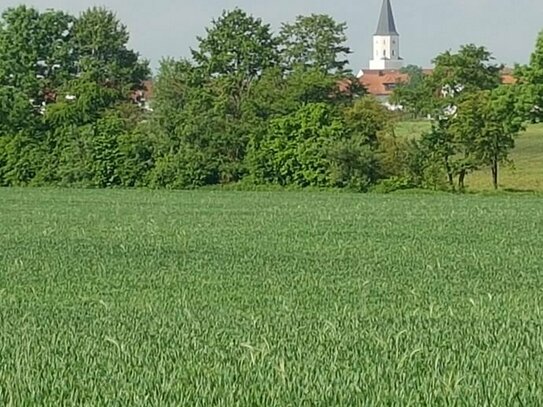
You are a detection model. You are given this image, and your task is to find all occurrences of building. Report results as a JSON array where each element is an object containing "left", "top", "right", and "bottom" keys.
[
  {"left": 369, "top": 0, "right": 403, "bottom": 71},
  {"left": 357, "top": 0, "right": 406, "bottom": 106},
  {"left": 139, "top": 0, "right": 517, "bottom": 109},
  {"left": 357, "top": 0, "right": 515, "bottom": 106}
]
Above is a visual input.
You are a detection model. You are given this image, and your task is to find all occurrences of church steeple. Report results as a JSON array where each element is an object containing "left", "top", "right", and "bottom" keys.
[
  {"left": 375, "top": 0, "right": 399, "bottom": 36},
  {"left": 369, "top": 0, "right": 403, "bottom": 70}
]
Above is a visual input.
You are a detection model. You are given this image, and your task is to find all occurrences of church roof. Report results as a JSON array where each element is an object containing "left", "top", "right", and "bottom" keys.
[{"left": 375, "top": 0, "right": 399, "bottom": 36}]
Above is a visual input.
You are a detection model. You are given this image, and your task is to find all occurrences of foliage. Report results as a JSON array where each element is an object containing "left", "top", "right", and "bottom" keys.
[
  {"left": 250, "top": 103, "right": 345, "bottom": 187},
  {"left": 0, "top": 5, "right": 149, "bottom": 186},
  {"left": 343, "top": 96, "right": 391, "bottom": 146},
  {"left": 0, "top": 5, "right": 536, "bottom": 193},
  {"left": 389, "top": 65, "right": 432, "bottom": 118},
  {"left": 429, "top": 44, "right": 503, "bottom": 101},
  {"left": 450, "top": 88, "right": 525, "bottom": 189},
  {"left": 279, "top": 14, "right": 351, "bottom": 74},
  {"left": 516, "top": 31, "right": 543, "bottom": 122},
  {"left": 0, "top": 6, "right": 74, "bottom": 104}
]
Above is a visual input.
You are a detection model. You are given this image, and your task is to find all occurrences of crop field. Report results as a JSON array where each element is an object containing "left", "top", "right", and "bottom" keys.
[{"left": 1, "top": 188, "right": 543, "bottom": 405}]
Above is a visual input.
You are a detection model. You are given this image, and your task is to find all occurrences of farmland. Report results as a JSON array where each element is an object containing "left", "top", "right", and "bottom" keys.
[{"left": 1, "top": 188, "right": 543, "bottom": 405}]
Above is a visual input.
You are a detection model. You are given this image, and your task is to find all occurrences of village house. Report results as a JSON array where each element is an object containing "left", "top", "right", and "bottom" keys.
[{"left": 356, "top": 0, "right": 516, "bottom": 108}]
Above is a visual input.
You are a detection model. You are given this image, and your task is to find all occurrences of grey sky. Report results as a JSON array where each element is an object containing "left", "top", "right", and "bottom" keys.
[{"left": 2, "top": 0, "right": 542, "bottom": 72}]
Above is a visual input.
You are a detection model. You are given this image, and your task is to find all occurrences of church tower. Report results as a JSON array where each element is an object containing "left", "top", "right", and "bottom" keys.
[{"left": 369, "top": 0, "right": 403, "bottom": 70}]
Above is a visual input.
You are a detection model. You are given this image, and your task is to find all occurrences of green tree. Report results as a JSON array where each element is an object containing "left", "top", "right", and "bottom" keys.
[
  {"left": 150, "top": 58, "right": 241, "bottom": 187},
  {"left": 343, "top": 96, "right": 391, "bottom": 147},
  {"left": 435, "top": 44, "right": 503, "bottom": 92},
  {"left": 191, "top": 9, "right": 277, "bottom": 118},
  {"left": 71, "top": 7, "right": 149, "bottom": 96},
  {"left": 389, "top": 65, "right": 431, "bottom": 118},
  {"left": 0, "top": 6, "right": 74, "bottom": 106},
  {"left": 429, "top": 44, "right": 502, "bottom": 106},
  {"left": 250, "top": 103, "right": 346, "bottom": 187},
  {"left": 0, "top": 6, "right": 73, "bottom": 185},
  {"left": 516, "top": 31, "right": 543, "bottom": 122},
  {"left": 279, "top": 14, "right": 351, "bottom": 74},
  {"left": 42, "top": 7, "right": 150, "bottom": 186},
  {"left": 450, "top": 88, "right": 525, "bottom": 190}
]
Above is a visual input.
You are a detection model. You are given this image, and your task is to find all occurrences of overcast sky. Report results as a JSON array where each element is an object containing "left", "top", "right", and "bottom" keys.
[{"left": 1, "top": 0, "right": 542, "bottom": 72}]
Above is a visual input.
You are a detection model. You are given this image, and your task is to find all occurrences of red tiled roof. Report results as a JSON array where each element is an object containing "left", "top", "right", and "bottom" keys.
[
  {"left": 139, "top": 70, "right": 517, "bottom": 102},
  {"left": 358, "top": 69, "right": 516, "bottom": 97},
  {"left": 358, "top": 70, "right": 408, "bottom": 96},
  {"left": 501, "top": 74, "right": 516, "bottom": 85}
]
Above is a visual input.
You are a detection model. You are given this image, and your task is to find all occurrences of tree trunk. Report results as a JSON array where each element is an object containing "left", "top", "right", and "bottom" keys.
[
  {"left": 444, "top": 158, "right": 454, "bottom": 188},
  {"left": 491, "top": 159, "right": 499, "bottom": 190},
  {"left": 458, "top": 170, "right": 466, "bottom": 192}
]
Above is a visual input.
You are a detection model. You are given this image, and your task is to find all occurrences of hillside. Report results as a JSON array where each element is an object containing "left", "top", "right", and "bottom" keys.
[{"left": 468, "top": 123, "right": 543, "bottom": 192}]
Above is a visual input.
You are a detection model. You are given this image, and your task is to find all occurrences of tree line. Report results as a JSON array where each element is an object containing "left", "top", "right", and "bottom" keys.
[{"left": 0, "top": 6, "right": 541, "bottom": 191}]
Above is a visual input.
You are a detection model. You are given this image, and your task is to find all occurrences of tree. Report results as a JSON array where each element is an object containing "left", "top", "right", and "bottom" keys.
[
  {"left": 516, "top": 31, "right": 543, "bottom": 122},
  {"left": 70, "top": 7, "right": 149, "bottom": 99},
  {"left": 150, "top": 58, "right": 246, "bottom": 188},
  {"left": 249, "top": 103, "right": 346, "bottom": 187},
  {"left": 420, "top": 44, "right": 503, "bottom": 121},
  {"left": 389, "top": 65, "right": 431, "bottom": 118},
  {"left": 191, "top": 9, "right": 277, "bottom": 117},
  {"left": 343, "top": 96, "right": 391, "bottom": 147},
  {"left": 279, "top": 14, "right": 351, "bottom": 74},
  {"left": 450, "top": 88, "right": 525, "bottom": 190},
  {"left": 429, "top": 44, "right": 502, "bottom": 106},
  {"left": 399, "top": 44, "right": 508, "bottom": 191},
  {"left": 409, "top": 119, "right": 458, "bottom": 190},
  {"left": 0, "top": 6, "right": 74, "bottom": 185},
  {"left": 0, "top": 6, "right": 75, "bottom": 106}
]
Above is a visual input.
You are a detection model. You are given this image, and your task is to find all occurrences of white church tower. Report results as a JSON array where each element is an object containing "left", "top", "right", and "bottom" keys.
[{"left": 369, "top": 0, "right": 403, "bottom": 70}]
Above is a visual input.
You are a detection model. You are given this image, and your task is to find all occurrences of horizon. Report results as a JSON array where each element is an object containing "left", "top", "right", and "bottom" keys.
[{"left": 1, "top": 0, "right": 542, "bottom": 72}]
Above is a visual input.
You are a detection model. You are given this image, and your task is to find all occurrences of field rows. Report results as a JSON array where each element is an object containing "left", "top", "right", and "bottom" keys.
[{"left": 1, "top": 189, "right": 543, "bottom": 405}]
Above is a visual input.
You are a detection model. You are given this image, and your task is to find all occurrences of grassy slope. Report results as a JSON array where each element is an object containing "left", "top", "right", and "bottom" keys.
[
  {"left": 468, "top": 123, "right": 543, "bottom": 191},
  {"left": 393, "top": 119, "right": 432, "bottom": 139},
  {"left": 394, "top": 121, "right": 542, "bottom": 192},
  {"left": 1, "top": 189, "right": 543, "bottom": 405}
]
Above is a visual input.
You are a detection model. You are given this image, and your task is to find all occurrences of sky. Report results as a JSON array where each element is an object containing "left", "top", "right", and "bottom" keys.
[{"left": 1, "top": 0, "right": 542, "bottom": 73}]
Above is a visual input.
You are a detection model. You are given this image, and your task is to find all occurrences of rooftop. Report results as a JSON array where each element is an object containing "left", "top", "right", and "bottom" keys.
[{"left": 375, "top": 0, "right": 399, "bottom": 36}]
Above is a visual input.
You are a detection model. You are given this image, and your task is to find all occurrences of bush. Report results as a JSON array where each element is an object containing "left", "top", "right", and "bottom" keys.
[
  {"left": 328, "top": 140, "right": 379, "bottom": 191},
  {"left": 148, "top": 146, "right": 219, "bottom": 189}
]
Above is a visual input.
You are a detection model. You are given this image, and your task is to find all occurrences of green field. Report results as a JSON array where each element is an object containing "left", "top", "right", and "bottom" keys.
[{"left": 1, "top": 189, "right": 543, "bottom": 405}]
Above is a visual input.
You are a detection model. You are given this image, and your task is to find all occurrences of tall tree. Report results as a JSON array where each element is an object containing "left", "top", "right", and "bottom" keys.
[
  {"left": 0, "top": 6, "right": 74, "bottom": 108},
  {"left": 42, "top": 7, "right": 150, "bottom": 186},
  {"left": 428, "top": 44, "right": 503, "bottom": 110},
  {"left": 279, "top": 14, "right": 351, "bottom": 74},
  {"left": 70, "top": 7, "right": 149, "bottom": 98},
  {"left": 191, "top": 8, "right": 278, "bottom": 117}
]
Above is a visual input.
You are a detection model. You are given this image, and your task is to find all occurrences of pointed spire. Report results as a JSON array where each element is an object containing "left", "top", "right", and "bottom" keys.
[{"left": 375, "top": 0, "right": 399, "bottom": 36}]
